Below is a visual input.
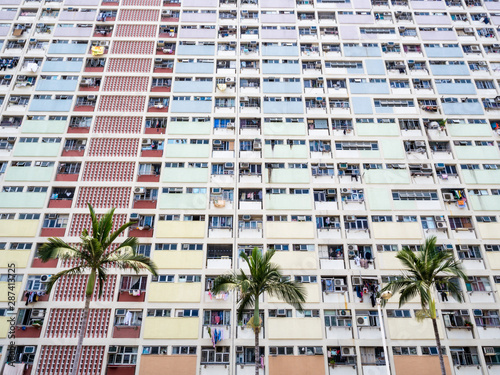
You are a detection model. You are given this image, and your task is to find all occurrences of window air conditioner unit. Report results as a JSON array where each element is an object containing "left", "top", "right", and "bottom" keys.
[
  {"left": 108, "top": 346, "right": 118, "bottom": 354},
  {"left": 31, "top": 309, "right": 45, "bottom": 318},
  {"left": 357, "top": 316, "right": 370, "bottom": 326},
  {"left": 40, "top": 275, "right": 52, "bottom": 283},
  {"left": 134, "top": 187, "right": 145, "bottom": 194},
  {"left": 224, "top": 162, "right": 234, "bottom": 169},
  {"left": 443, "top": 192, "right": 455, "bottom": 202},
  {"left": 347, "top": 244, "right": 358, "bottom": 252},
  {"left": 242, "top": 215, "right": 252, "bottom": 221},
  {"left": 314, "top": 347, "right": 323, "bottom": 355},
  {"left": 437, "top": 221, "right": 448, "bottom": 229},
  {"left": 342, "top": 347, "right": 355, "bottom": 356},
  {"left": 484, "top": 347, "right": 496, "bottom": 355},
  {"left": 352, "top": 276, "right": 363, "bottom": 286}
]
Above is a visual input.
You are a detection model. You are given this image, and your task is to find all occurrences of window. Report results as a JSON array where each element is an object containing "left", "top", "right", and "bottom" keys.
[
  {"left": 269, "top": 347, "right": 294, "bottom": 355},
  {"left": 422, "top": 347, "right": 446, "bottom": 355},
  {"left": 142, "top": 347, "right": 168, "bottom": 355},
  {"left": 147, "top": 309, "right": 171, "bottom": 317},
  {"left": 386, "top": 310, "right": 411, "bottom": 318},
  {"left": 324, "top": 310, "right": 352, "bottom": 327},
  {"left": 151, "top": 275, "right": 174, "bottom": 283},
  {"left": 155, "top": 243, "right": 177, "bottom": 251},
  {"left": 201, "top": 347, "right": 230, "bottom": 364},
  {"left": 393, "top": 347, "right": 417, "bottom": 355},
  {"left": 108, "top": 346, "right": 138, "bottom": 365},
  {"left": 172, "top": 346, "right": 196, "bottom": 355}
]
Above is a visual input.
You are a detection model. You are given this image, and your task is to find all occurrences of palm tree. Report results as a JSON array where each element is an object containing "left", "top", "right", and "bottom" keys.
[
  {"left": 38, "top": 204, "right": 158, "bottom": 375},
  {"left": 212, "top": 247, "right": 306, "bottom": 375},
  {"left": 380, "top": 236, "right": 467, "bottom": 375}
]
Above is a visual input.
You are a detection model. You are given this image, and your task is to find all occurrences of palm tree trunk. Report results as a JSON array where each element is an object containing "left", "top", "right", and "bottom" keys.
[
  {"left": 431, "top": 317, "right": 446, "bottom": 375},
  {"left": 70, "top": 293, "right": 91, "bottom": 375},
  {"left": 254, "top": 325, "right": 260, "bottom": 375},
  {"left": 254, "top": 297, "right": 260, "bottom": 375}
]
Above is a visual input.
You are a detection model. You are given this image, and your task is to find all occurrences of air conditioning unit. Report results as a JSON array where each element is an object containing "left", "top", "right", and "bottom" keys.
[
  {"left": 314, "top": 347, "right": 323, "bottom": 355},
  {"left": 352, "top": 276, "right": 363, "bottom": 285},
  {"left": 130, "top": 213, "right": 140, "bottom": 221},
  {"left": 357, "top": 316, "right": 370, "bottom": 326},
  {"left": 443, "top": 192, "right": 455, "bottom": 202},
  {"left": 342, "top": 347, "right": 356, "bottom": 356},
  {"left": 334, "top": 279, "right": 344, "bottom": 286},
  {"left": 345, "top": 215, "right": 356, "bottom": 221},
  {"left": 437, "top": 221, "right": 448, "bottom": 229},
  {"left": 31, "top": 309, "right": 45, "bottom": 318},
  {"left": 134, "top": 187, "right": 145, "bottom": 194},
  {"left": 23, "top": 346, "right": 36, "bottom": 354},
  {"left": 108, "top": 346, "right": 118, "bottom": 354},
  {"left": 40, "top": 275, "right": 52, "bottom": 283},
  {"left": 484, "top": 347, "right": 496, "bottom": 356},
  {"left": 242, "top": 215, "right": 252, "bottom": 221},
  {"left": 224, "top": 162, "right": 234, "bottom": 169},
  {"left": 277, "top": 309, "right": 286, "bottom": 316},
  {"left": 341, "top": 188, "right": 352, "bottom": 195}
]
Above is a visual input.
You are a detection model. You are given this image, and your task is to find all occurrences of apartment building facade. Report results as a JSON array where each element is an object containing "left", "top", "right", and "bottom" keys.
[{"left": 1, "top": 0, "right": 500, "bottom": 373}]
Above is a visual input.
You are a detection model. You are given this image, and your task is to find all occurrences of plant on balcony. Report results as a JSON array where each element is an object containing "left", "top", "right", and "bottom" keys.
[
  {"left": 380, "top": 236, "right": 467, "bottom": 375},
  {"left": 212, "top": 247, "right": 306, "bottom": 375},
  {"left": 38, "top": 204, "right": 158, "bottom": 375}
]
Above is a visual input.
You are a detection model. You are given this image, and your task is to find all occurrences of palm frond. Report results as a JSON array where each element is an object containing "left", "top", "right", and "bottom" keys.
[{"left": 38, "top": 238, "right": 84, "bottom": 262}]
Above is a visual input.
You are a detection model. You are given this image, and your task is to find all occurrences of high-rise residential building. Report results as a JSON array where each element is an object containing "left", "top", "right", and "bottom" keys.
[{"left": 1, "top": 0, "right": 500, "bottom": 373}]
